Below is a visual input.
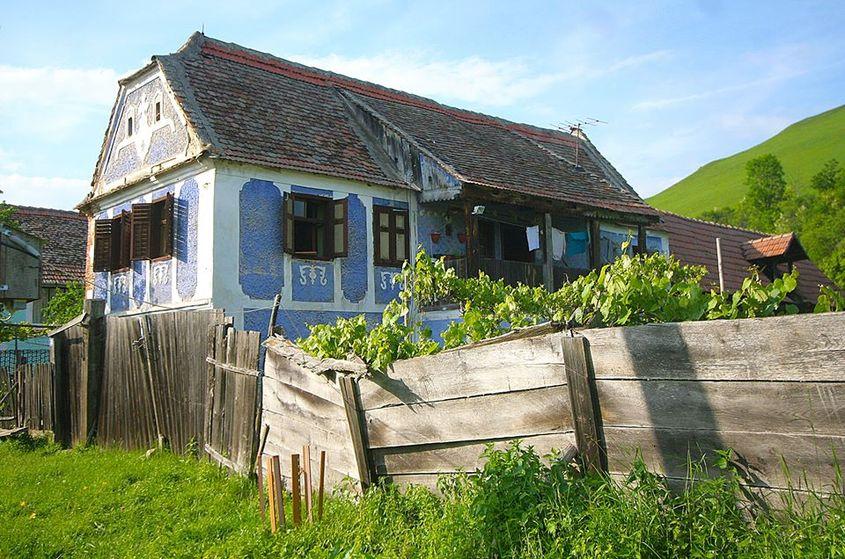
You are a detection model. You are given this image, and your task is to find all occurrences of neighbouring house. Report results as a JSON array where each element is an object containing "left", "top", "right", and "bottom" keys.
[
  {"left": 657, "top": 211, "right": 832, "bottom": 308},
  {"left": 0, "top": 206, "right": 87, "bottom": 363},
  {"left": 79, "top": 32, "right": 672, "bottom": 340}
]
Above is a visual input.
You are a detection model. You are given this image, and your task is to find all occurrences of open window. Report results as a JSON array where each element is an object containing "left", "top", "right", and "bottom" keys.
[
  {"left": 130, "top": 193, "right": 174, "bottom": 261},
  {"left": 93, "top": 211, "right": 131, "bottom": 272},
  {"left": 373, "top": 205, "right": 410, "bottom": 267},
  {"left": 283, "top": 192, "right": 347, "bottom": 259}
]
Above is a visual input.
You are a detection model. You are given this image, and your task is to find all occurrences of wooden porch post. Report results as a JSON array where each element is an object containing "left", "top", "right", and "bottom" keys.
[
  {"left": 589, "top": 219, "right": 601, "bottom": 269},
  {"left": 543, "top": 213, "right": 554, "bottom": 291},
  {"left": 636, "top": 224, "right": 647, "bottom": 255},
  {"left": 464, "top": 201, "right": 479, "bottom": 279}
]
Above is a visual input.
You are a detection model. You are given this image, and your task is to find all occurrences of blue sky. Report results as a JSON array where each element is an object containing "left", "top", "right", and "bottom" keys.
[{"left": 1, "top": 0, "right": 844, "bottom": 210}]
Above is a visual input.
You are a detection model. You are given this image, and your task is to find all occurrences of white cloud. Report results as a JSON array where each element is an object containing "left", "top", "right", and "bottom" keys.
[
  {"left": 291, "top": 49, "right": 670, "bottom": 107},
  {"left": 0, "top": 174, "right": 89, "bottom": 210},
  {"left": 0, "top": 65, "right": 119, "bottom": 139}
]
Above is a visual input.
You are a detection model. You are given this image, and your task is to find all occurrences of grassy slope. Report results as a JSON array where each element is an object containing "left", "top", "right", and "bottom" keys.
[{"left": 647, "top": 104, "right": 845, "bottom": 216}]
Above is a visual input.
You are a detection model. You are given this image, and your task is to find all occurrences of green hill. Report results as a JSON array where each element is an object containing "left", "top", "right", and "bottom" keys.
[{"left": 647, "top": 104, "right": 845, "bottom": 216}]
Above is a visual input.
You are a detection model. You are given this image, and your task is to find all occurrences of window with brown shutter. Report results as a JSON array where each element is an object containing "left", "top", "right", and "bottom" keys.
[
  {"left": 113, "top": 211, "right": 132, "bottom": 271},
  {"left": 130, "top": 193, "right": 174, "bottom": 261},
  {"left": 93, "top": 218, "right": 114, "bottom": 272},
  {"left": 373, "top": 206, "right": 410, "bottom": 267},
  {"left": 282, "top": 192, "right": 347, "bottom": 259},
  {"left": 131, "top": 203, "right": 152, "bottom": 260}
]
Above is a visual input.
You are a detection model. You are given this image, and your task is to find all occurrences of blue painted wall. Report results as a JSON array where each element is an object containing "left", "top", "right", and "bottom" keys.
[
  {"left": 417, "top": 207, "right": 466, "bottom": 257},
  {"left": 374, "top": 266, "right": 402, "bottom": 304},
  {"left": 176, "top": 178, "right": 199, "bottom": 300},
  {"left": 340, "top": 193, "right": 367, "bottom": 303},
  {"left": 239, "top": 179, "right": 284, "bottom": 300},
  {"left": 244, "top": 308, "right": 382, "bottom": 343}
]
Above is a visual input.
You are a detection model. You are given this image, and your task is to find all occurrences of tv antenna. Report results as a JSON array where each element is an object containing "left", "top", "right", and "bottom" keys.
[{"left": 556, "top": 118, "right": 607, "bottom": 169}]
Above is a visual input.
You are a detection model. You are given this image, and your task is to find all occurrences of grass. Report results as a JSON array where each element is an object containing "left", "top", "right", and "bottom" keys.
[
  {"left": 2, "top": 436, "right": 845, "bottom": 558},
  {"left": 647, "top": 103, "right": 845, "bottom": 216}
]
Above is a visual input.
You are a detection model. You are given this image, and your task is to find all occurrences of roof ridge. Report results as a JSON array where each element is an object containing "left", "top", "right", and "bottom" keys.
[
  {"left": 193, "top": 35, "right": 581, "bottom": 147},
  {"left": 12, "top": 205, "right": 86, "bottom": 219},
  {"left": 656, "top": 209, "right": 770, "bottom": 236}
]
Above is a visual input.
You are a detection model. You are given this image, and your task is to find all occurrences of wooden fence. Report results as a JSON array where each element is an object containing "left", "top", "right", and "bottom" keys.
[
  {"left": 262, "top": 311, "right": 845, "bottom": 497},
  {"left": 15, "top": 363, "right": 54, "bottom": 432},
  {"left": 205, "top": 324, "right": 262, "bottom": 473}
]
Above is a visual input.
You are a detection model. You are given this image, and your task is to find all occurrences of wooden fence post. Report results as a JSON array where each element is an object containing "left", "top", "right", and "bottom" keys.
[
  {"left": 82, "top": 299, "right": 105, "bottom": 444},
  {"left": 339, "top": 375, "right": 374, "bottom": 490},
  {"left": 140, "top": 315, "right": 163, "bottom": 447},
  {"left": 561, "top": 334, "right": 607, "bottom": 474}
]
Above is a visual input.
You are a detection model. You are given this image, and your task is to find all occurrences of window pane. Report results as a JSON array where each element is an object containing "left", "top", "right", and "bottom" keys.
[
  {"left": 334, "top": 202, "right": 344, "bottom": 219},
  {"left": 315, "top": 223, "right": 325, "bottom": 255},
  {"left": 379, "top": 212, "right": 389, "bottom": 228},
  {"left": 396, "top": 234, "right": 406, "bottom": 260},
  {"left": 395, "top": 213, "right": 405, "bottom": 229},
  {"left": 294, "top": 221, "right": 316, "bottom": 253},
  {"left": 307, "top": 201, "right": 325, "bottom": 220},
  {"left": 294, "top": 199, "right": 307, "bottom": 217},
  {"left": 334, "top": 223, "right": 344, "bottom": 253},
  {"left": 379, "top": 232, "right": 390, "bottom": 259}
]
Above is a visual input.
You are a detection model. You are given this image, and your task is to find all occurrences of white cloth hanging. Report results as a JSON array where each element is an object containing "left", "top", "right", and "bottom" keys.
[{"left": 525, "top": 225, "right": 540, "bottom": 251}]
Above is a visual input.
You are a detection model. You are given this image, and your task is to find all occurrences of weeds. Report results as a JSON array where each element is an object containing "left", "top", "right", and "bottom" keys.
[{"left": 2, "top": 436, "right": 844, "bottom": 558}]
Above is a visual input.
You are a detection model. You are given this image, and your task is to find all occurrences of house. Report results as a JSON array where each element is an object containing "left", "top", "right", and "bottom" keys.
[
  {"left": 0, "top": 222, "right": 41, "bottom": 310},
  {"left": 79, "top": 33, "right": 677, "bottom": 340},
  {"left": 656, "top": 211, "right": 831, "bottom": 306},
  {"left": 0, "top": 206, "right": 87, "bottom": 364}
]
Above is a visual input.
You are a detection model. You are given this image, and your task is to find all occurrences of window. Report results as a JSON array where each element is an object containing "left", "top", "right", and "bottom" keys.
[
  {"left": 155, "top": 101, "right": 162, "bottom": 122},
  {"left": 130, "top": 193, "right": 174, "bottom": 261},
  {"left": 283, "top": 192, "right": 347, "bottom": 259},
  {"left": 127, "top": 117, "right": 134, "bottom": 137},
  {"left": 93, "top": 211, "right": 131, "bottom": 272},
  {"left": 478, "top": 220, "right": 496, "bottom": 258},
  {"left": 373, "top": 206, "right": 410, "bottom": 267},
  {"left": 500, "top": 223, "right": 531, "bottom": 262}
]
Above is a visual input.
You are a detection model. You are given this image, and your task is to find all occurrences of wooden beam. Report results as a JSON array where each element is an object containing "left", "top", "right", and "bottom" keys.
[
  {"left": 82, "top": 299, "right": 105, "bottom": 445},
  {"left": 339, "top": 375, "right": 374, "bottom": 489},
  {"left": 561, "top": 335, "right": 606, "bottom": 474},
  {"left": 543, "top": 212, "right": 554, "bottom": 291},
  {"left": 589, "top": 219, "right": 601, "bottom": 269},
  {"left": 636, "top": 224, "right": 647, "bottom": 255},
  {"left": 463, "top": 201, "right": 479, "bottom": 279},
  {"left": 291, "top": 453, "right": 302, "bottom": 526}
]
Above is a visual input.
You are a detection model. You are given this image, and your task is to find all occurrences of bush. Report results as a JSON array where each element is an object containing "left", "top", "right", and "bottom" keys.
[{"left": 299, "top": 248, "right": 803, "bottom": 370}]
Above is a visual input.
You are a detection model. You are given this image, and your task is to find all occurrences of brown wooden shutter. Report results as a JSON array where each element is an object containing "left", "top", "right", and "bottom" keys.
[
  {"left": 332, "top": 198, "right": 348, "bottom": 257},
  {"left": 160, "top": 193, "right": 174, "bottom": 258},
  {"left": 283, "top": 192, "right": 294, "bottom": 254},
  {"left": 131, "top": 203, "right": 152, "bottom": 260},
  {"left": 93, "top": 218, "right": 113, "bottom": 272}
]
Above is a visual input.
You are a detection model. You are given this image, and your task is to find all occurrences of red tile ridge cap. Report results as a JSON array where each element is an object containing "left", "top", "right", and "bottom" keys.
[{"left": 200, "top": 41, "right": 578, "bottom": 148}]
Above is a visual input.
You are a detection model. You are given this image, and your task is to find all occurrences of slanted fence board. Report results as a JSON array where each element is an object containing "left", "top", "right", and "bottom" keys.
[
  {"left": 372, "top": 432, "right": 577, "bottom": 476},
  {"left": 360, "top": 336, "right": 565, "bottom": 410},
  {"left": 364, "top": 384, "right": 572, "bottom": 449}
]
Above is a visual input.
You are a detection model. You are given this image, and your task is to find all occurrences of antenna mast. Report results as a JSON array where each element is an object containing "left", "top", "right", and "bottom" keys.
[{"left": 557, "top": 118, "right": 607, "bottom": 169}]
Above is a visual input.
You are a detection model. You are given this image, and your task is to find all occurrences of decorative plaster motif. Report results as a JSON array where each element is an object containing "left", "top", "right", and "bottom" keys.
[
  {"left": 298, "top": 263, "right": 328, "bottom": 286},
  {"left": 292, "top": 260, "right": 334, "bottom": 303},
  {"left": 102, "top": 76, "right": 189, "bottom": 187},
  {"left": 374, "top": 265, "right": 403, "bottom": 304},
  {"left": 112, "top": 274, "right": 129, "bottom": 294},
  {"left": 152, "top": 262, "right": 170, "bottom": 285},
  {"left": 379, "top": 270, "right": 400, "bottom": 290}
]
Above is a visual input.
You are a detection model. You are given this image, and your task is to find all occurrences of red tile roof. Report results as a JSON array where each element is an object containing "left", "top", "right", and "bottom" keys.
[
  {"left": 655, "top": 211, "right": 831, "bottom": 303},
  {"left": 742, "top": 233, "right": 808, "bottom": 261},
  {"left": 11, "top": 206, "right": 87, "bottom": 286},
  {"left": 151, "top": 33, "right": 656, "bottom": 218}
]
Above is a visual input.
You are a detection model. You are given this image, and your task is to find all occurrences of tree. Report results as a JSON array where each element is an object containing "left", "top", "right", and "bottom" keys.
[
  {"left": 740, "top": 154, "right": 787, "bottom": 232},
  {"left": 41, "top": 282, "right": 85, "bottom": 326}
]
